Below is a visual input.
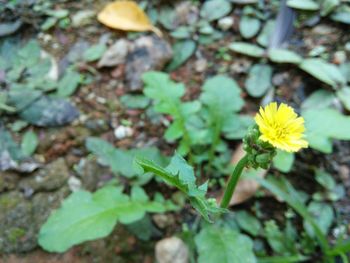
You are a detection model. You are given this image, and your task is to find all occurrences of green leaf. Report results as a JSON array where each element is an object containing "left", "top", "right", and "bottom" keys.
[
  {"left": 18, "top": 40, "right": 41, "bottom": 67},
  {"left": 303, "top": 202, "right": 334, "bottom": 237},
  {"left": 200, "top": 0, "right": 232, "bottom": 21},
  {"left": 299, "top": 58, "right": 346, "bottom": 87},
  {"left": 264, "top": 220, "right": 289, "bottom": 254},
  {"left": 201, "top": 75, "right": 244, "bottom": 115},
  {"left": 239, "top": 16, "right": 261, "bottom": 39},
  {"left": 223, "top": 115, "right": 254, "bottom": 139},
  {"left": 315, "top": 169, "right": 336, "bottom": 191},
  {"left": 143, "top": 72, "right": 185, "bottom": 114},
  {"left": 86, "top": 137, "right": 166, "bottom": 179},
  {"left": 340, "top": 62, "right": 350, "bottom": 83},
  {"left": 273, "top": 150, "right": 295, "bottom": 173},
  {"left": 268, "top": 49, "right": 302, "bottom": 64},
  {"left": 235, "top": 211, "right": 261, "bottom": 236},
  {"left": 21, "top": 130, "right": 38, "bottom": 156},
  {"left": 301, "top": 90, "right": 335, "bottom": 110},
  {"left": 170, "top": 26, "right": 193, "bottom": 39},
  {"left": 166, "top": 40, "right": 196, "bottom": 71},
  {"left": 120, "top": 94, "right": 151, "bottom": 109},
  {"left": 336, "top": 87, "right": 350, "bottom": 111},
  {"left": 158, "top": 6, "right": 176, "bottom": 30},
  {"left": 57, "top": 69, "right": 81, "bottom": 97},
  {"left": 321, "top": 0, "right": 340, "bottom": 16},
  {"left": 303, "top": 108, "right": 350, "bottom": 153},
  {"left": 257, "top": 20, "right": 275, "bottom": 47},
  {"left": 229, "top": 42, "right": 265, "bottom": 58},
  {"left": 142, "top": 72, "right": 198, "bottom": 154},
  {"left": 38, "top": 186, "right": 172, "bottom": 252},
  {"left": 0, "top": 126, "right": 25, "bottom": 161},
  {"left": 136, "top": 153, "right": 223, "bottom": 222},
  {"left": 245, "top": 64, "right": 273, "bottom": 97},
  {"left": 195, "top": 225, "right": 256, "bottom": 263},
  {"left": 255, "top": 176, "right": 329, "bottom": 251},
  {"left": 331, "top": 6, "right": 350, "bottom": 24},
  {"left": 83, "top": 44, "right": 106, "bottom": 62},
  {"left": 287, "top": 0, "right": 320, "bottom": 10}
]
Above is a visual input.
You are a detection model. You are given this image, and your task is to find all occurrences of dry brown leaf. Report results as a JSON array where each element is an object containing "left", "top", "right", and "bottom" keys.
[
  {"left": 217, "top": 144, "right": 267, "bottom": 206},
  {"left": 97, "top": 1, "right": 162, "bottom": 36}
]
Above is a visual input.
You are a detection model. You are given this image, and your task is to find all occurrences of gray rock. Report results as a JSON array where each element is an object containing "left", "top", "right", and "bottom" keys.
[
  {"left": 97, "top": 39, "right": 130, "bottom": 68},
  {"left": 155, "top": 237, "right": 189, "bottom": 263},
  {"left": 125, "top": 36, "right": 172, "bottom": 90},
  {"left": 0, "top": 171, "right": 20, "bottom": 193},
  {"left": 19, "top": 158, "right": 69, "bottom": 194},
  {"left": 0, "top": 187, "right": 69, "bottom": 253}
]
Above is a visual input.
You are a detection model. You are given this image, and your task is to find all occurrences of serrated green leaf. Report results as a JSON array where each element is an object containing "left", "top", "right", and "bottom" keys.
[
  {"left": 195, "top": 225, "right": 256, "bottom": 263},
  {"left": 21, "top": 130, "right": 38, "bottom": 156},
  {"left": 245, "top": 64, "right": 273, "bottom": 97},
  {"left": 142, "top": 72, "right": 198, "bottom": 155},
  {"left": 299, "top": 58, "right": 346, "bottom": 87},
  {"left": 268, "top": 49, "right": 302, "bottom": 64},
  {"left": 143, "top": 71, "right": 185, "bottom": 115},
  {"left": 229, "top": 42, "right": 265, "bottom": 58},
  {"left": 136, "top": 153, "right": 223, "bottom": 222}
]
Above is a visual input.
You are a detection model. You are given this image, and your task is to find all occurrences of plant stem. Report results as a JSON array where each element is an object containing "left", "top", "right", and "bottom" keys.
[{"left": 220, "top": 154, "right": 248, "bottom": 208}]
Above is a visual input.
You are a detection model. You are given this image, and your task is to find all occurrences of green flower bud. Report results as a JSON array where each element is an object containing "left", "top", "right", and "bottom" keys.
[{"left": 243, "top": 124, "right": 276, "bottom": 169}]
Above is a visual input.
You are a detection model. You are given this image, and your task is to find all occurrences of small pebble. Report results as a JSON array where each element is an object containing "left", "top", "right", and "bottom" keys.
[
  {"left": 155, "top": 237, "right": 189, "bottom": 263},
  {"left": 68, "top": 176, "right": 82, "bottom": 192},
  {"left": 194, "top": 58, "right": 208, "bottom": 73},
  {"left": 218, "top": 16, "right": 234, "bottom": 31},
  {"left": 114, "top": 125, "right": 133, "bottom": 139}
]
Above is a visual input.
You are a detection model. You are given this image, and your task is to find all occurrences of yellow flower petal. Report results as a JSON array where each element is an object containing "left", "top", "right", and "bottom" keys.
[{"left": 255, "top": 102, "right": 308, "bottom": 152}]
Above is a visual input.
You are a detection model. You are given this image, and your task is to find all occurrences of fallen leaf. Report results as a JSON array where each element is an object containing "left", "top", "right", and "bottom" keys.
[
  {"left": 97, "top": 1, "right": 162, "bottom": 36},
  {"left": 218, "top": 144, "right": 267, "bottom": 206}
]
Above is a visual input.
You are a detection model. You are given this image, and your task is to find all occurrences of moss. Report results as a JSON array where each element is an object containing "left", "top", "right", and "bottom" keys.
[
  {"left": 8, "top": 228, "right": 26, "bottom": 243},
  {"left": 0, "top": 193, "right": 21, "bottom": 210}
]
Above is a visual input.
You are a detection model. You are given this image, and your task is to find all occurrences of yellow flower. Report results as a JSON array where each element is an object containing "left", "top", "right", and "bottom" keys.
[{"left": 254, "top": 102, "right": 308, "bottom": 152}]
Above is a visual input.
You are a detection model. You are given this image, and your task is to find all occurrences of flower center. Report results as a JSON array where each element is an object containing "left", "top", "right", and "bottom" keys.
[{"left": 271, "top": 123, "right": 287, "bottom": 139}]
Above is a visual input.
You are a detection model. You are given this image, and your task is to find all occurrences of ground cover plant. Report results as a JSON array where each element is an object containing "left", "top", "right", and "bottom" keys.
[{"left": 1, "top": 0, "right": 350, "bottom": 262}]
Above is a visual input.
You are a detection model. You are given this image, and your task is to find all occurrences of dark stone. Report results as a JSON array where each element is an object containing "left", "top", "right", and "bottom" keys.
[
  {"left": 0, "top": 187, "right": 69, "bottom": 253},
  {"left": 125, "top": 36, "right": 172, "bottom": 91}
]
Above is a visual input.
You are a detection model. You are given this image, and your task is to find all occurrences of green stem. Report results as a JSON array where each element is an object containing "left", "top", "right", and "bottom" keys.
[{"left": 220, "top": 154, "right": 248, "bottom": 208}]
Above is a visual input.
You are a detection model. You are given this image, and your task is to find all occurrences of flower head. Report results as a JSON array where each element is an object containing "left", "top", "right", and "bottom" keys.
[{"left": 254, "top": 102, "right": 308, "bottom": 152}]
